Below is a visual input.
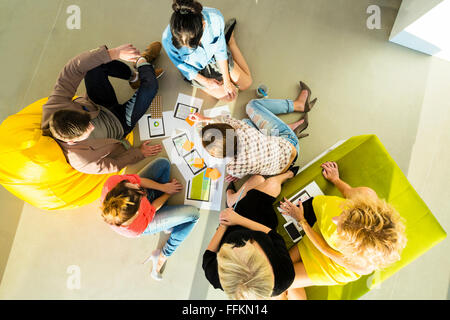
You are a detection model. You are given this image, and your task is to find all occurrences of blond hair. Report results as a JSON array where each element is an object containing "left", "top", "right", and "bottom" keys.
[
  {"left": 217, "top": 241, "right": 274, "bottom": 300},
  {"left": 334, "top": 195, "right": 407, "bottom": 270},
  {"left": 101, "top": 180, "right": 143, "bottom": 226}
]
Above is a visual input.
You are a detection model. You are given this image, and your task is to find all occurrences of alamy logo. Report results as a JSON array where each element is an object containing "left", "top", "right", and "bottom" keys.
[
  {"left": 66, "top": 5, "right": 81, "bottom": 30},
  {"left": 66, "top": 265, "right": 81, "bottom": 290},
  {"left": 366, "top": 5, "right": 381, "bottom": 30}
]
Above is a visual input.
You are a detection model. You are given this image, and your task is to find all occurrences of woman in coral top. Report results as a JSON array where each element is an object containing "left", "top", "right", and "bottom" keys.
[{"left": 100, "top": 158, "right": 200, "bottom": 281}]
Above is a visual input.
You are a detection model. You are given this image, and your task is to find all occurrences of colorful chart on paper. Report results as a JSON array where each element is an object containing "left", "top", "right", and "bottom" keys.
[
  {"left": 187, "top": 171, "right": 211, "bottom": 202},
  {"left": 183, "top": 150, "right": 206, "bottom": 175}
]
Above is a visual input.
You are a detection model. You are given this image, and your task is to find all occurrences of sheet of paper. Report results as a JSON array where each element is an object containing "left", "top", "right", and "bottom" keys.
[
  {"left": 148, "top": 117, "right": 165, "bottom": 137},
  {"left": 184, "top": 164, "right": 225, "bottom": 211},
  {"left": 185, "top": 170, "right": 212, "bottom": 202},
  {"left": 173, "top": 93, "right": 203, "bottom": 120},
  {"left": 138, "top": 114, "right": 166, "bottom": 140},
  {"left": 182, "top": 136, "right": 227, "bottom": 211},
  {"left": 203, "top": 105, "right": 231, "bottom": 118},
  {"left": 277, "top": 181, "right": 324, "bottom": 223},
  {"left": 139, "top": 110, "right": 193, "bottom": 140},
  {"left": 162, "top": 130, "right": 207, "bottom": 181},
  {"left": 161, "top": 96, "right": 228, "bottom": 211}
]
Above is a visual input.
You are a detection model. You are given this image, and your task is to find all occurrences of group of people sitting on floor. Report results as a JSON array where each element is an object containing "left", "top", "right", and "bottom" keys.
[{"left": 39, "top": 0, "right": 407, "bottom": 300}]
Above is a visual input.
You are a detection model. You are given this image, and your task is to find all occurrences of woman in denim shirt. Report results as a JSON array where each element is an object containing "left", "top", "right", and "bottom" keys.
[{"left": 162, "top": 0, "right": 252, "bottom": 101}]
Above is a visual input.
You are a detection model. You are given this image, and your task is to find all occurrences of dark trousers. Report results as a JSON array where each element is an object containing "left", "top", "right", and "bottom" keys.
[{"left": 84, "top": 60, "right": 158, "bottom": 137}]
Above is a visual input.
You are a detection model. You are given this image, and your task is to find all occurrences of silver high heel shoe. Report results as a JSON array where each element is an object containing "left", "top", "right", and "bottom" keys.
[{"left": 143, "top": 249, "right": 163, "bottom": 281}]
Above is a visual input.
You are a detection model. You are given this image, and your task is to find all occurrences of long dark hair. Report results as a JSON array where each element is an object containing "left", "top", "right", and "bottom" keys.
[{"left": 170, "top": 0, "right": 204, "bottom": 49}]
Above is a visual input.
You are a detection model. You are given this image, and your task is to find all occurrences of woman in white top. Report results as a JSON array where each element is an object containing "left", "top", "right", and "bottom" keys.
[{"left": 189, "top": 82, "right": 318, "bottom": 182}]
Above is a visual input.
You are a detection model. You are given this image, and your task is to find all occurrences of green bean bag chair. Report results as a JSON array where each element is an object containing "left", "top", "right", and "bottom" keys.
[{"left": 274, "top": 134, "right": 447, "bottom": 300}]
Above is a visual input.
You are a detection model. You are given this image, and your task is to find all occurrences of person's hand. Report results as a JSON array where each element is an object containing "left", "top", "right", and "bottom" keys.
[
  {"left": 162, "top": 179, "right": 183, "bottom": 195},
  {"left": 140, "top": 141, "right": 162, "bottom": 157},
  {"left": 188, "top": 112, "right": 210, "bottom": 124},
  {"left": 204, "top": 78, "right": 223, "bottom": 90},
  {"left": 219, "top": 208, "right": 242, "bottom": 226},
  {"left": 223, "top": 80, "right": 237, "bottom": 101},
  {"left": 321, "top": 161, "right": 340, "bottom": 184},
  {"left": 225, "top": 175, "right": 239, "bottom": 183},
  {"left": 108, "top": 44, "right": 140, "bottom": 62},
  {"left": 279, "top": 197, "right": 305, "bottom": 222}
]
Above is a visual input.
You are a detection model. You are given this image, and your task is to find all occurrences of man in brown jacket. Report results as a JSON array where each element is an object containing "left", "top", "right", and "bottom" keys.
[{"left": 41, "top": 43, "right": 164, "bottom": 174}]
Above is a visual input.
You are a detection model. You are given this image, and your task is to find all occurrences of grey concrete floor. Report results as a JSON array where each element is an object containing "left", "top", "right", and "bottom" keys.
[{"left": 0, "top": 0, "right": 448, "bottom": 299}]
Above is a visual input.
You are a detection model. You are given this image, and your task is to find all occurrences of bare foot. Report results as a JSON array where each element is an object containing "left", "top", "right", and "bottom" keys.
[
  {"left": 293, "top": 90, "right": 309, "bottom": 112},
  {"left": 288, "top": 118, "right": 305, "bottom": 131}
]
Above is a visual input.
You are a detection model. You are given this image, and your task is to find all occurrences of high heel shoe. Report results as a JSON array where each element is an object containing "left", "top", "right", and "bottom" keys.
[
  {"left": 289, "top": 166, "right": 300, "bottom": 176},
  {"left": 294, "top": 113, "right": 310, "bottom": 139},
  {"left": 143, "top": 249, "right": 163, "bottom": 281},
  {"left": 225, "top": 18, "right": 237, "bottom": 44},
  {"left": 299, "top": 81, "right": 318, "bottom": 113},
  {"left": 306, "top": 97, "right": 318, "bottom": 112}
]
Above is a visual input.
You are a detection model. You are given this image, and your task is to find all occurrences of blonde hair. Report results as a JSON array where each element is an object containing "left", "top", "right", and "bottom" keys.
[
  {"left": 217, "top": 241, "right": 274, "bottom": 300},
  {"left": 334, "top": 195, "right": 407, "bottom": 270},
  {"left": 101, "top": 180, "right": 144, "bottom": 226}
]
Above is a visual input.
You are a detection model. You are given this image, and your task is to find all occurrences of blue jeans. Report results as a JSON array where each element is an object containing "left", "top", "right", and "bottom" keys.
[
  {"left": 139, "top": 158, "right": 200, "bottom": 257},
  {"left": 243, "top": 99, "right": 300, "bottom": 156}
]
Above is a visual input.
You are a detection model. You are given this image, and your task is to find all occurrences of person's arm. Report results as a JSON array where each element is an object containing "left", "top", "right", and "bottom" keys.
[
  {"left": 321, "top": 161, "right": 378, "bottom": 200},
  {"left": 47, "top": 46, "right": 111, "bottom": 102},
  {"left": 279, "top": 198, "right": 370, "bottom": 274},
  {"left": 67, "top": 141, "right": 162, "bottom": 175},
  {"left": 68, "top": 146, "right": 145, "bottom": 174},
  {"left": 46, "top": 44, "right": 139, "bottom": 103},
  {"left": 140, "top": 178, "right": 183, "bottom": 195},
  {"left": 188, "top": 112, "right": 214, "bottom": 125},
  {"left": 41, "top": 45, "right": 111, "bottom": 128},
  {"left": 206, "top": 224, "right": 228, "bottom": 253},
  {"left": 219, "top": 208, "right": 271, "bottom": 234},
  {"left": 203, "top": 232, "right": 224, "bottom": 290},
  {"left": 42, "top": 44, "right": 140, "bottom": 128},
  {"left": 216, "top": 59, "right": 237, "bottom": 100},
  {"left": 210, "top": 9, "right": 236, "bottom": 99},
  {"left": 193, "top": 73, "right": 223, "bottom": 90},
  {"left": 151, "top": 193, "right": 171, "bottom": 212}
]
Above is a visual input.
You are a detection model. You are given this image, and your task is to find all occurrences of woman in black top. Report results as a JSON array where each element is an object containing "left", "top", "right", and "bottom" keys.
[{"left": 202, "top": 170, "right": 297, "bottom": 299}]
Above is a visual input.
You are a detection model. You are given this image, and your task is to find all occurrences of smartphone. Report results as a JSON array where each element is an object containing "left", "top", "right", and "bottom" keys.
[{"left": 283, "top": 220, "right": 305, "bottom": 243}]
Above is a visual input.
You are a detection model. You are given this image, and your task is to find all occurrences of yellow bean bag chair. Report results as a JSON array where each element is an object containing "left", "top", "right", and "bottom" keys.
[{"left": 0, "top": 97, "right": 132, "bottom": 211}]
